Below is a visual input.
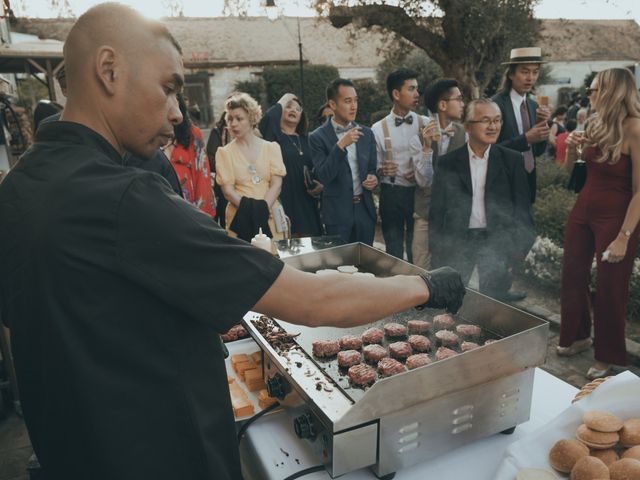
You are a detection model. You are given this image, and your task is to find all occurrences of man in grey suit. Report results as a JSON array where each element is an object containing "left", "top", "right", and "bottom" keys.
[{"left": 412, "top": 78, "right": 466, "bottom": 269}]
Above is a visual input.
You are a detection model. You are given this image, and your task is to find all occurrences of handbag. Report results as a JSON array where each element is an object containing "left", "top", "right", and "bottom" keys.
[{"left": 567, "top": 160, "right": 587, "bottom": 193}]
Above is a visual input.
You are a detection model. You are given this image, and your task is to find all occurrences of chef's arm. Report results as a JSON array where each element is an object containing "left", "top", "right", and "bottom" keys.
[
  {"left": 253, "top": 265, "right": 428, "bottom": 328},
  {"left": 253, "top": 265, "right": 465, "bottom": 327}
]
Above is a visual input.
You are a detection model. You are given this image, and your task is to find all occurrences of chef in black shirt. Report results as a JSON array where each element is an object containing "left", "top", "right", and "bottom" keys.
[{"left": 0, "top": 4, "right": 465, "bottom": 480}]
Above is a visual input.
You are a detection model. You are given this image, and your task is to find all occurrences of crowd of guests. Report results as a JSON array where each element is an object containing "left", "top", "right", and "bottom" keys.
[{"left": 21, "top": 43, "right": 640, "bottom": 382}]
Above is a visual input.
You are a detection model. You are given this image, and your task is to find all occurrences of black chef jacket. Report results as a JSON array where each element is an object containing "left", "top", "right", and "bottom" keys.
[{"left": 0, "top": 121, "right": 284, "bottom": 480}]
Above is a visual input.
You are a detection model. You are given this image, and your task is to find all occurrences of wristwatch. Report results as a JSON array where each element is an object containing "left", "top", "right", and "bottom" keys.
[{"left": 621, "top": 229, "right": 632, "bottom": 238}]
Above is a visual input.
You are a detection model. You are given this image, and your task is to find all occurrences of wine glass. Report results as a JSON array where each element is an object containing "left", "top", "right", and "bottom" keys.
[{"left": 574, "top": 129, "right": 586, "bottom": 163}]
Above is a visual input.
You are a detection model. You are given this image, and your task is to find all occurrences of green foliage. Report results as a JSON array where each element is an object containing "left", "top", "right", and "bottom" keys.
[
  {"left": 532, "top": 185, "right": 576, "bottom": 246},
  {"left": 536, "top": 157, "right": 570, "bottom": 191},
  {"left": 262, "top": 64, "right": 339, "bottom": 129},
  {"left": 352, "top": 79, "right": 388, "bottom": 126},
  {"left": 234, "top": 78, "right": 265, "bottom": 107},
  {"left": 16, "top": 77, "right": 50, "bottom": 119}
]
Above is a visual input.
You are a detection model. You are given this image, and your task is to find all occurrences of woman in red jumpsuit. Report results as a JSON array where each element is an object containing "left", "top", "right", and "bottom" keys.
[{"left": 558, "top": 68, "right": 640, "bottom": 379}]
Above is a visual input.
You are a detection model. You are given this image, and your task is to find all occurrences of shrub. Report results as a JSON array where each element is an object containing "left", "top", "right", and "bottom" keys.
[
  {"left": 536, "top": 157, "right": 570, "bottom": 190},
  {"left": 352, "top": 79, "right": 388, "bottom": 126},
  {"left": 234, "top": 79, "right": 266, "bottom": 107},
  {"left": 533, "top": 185, "right": 576, "bottom": 246}
]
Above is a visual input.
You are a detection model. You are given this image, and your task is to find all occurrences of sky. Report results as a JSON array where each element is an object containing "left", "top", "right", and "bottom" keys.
[{"left": 11, "top": 0, "right": 640, "bottom": 23}]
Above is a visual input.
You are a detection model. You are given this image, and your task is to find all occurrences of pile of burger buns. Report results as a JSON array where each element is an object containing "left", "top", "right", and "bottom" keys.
[{"left": 548, "top": 410, "right": 640, "bottom": 479}]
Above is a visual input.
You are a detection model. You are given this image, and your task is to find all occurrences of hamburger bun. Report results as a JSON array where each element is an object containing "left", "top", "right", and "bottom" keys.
[
  {"left": 608, "top": 458, "right": 640, "bottom": 480},
  {"left": 549, "top": 439, "right": 590, "bottom": 473},
  {"left": 583, "top": 411, "right": 624, "bottom": 433},
  {"left": 569, "top": 456, "right": 610, "bottom": 480},
  {"left": 622, "top": 445, "right": 640, "bottom": 461},
  {"left": 590, "top": 448, "right": 619, "bottom": 466},
  {"left": 620, "top": 419, "right": 640, "bottom": 447},
  {"left": 576, "top": 424, "right": 620, "bottom": 449}
]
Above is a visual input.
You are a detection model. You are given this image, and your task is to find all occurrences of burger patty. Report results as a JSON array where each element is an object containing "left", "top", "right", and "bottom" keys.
[
  {"left": 406, "top": 353, "right": 432, "bottom": 370},
  {"left": 460, "top": 341, "right": 480, "bottom": 352},
  {"left": 363, "top": 344, "right": 388, "bottom": 363},
  {"left": 435, "top": 347, "right": 458, "bottom": 360},
  {"left": 456, "top": 324, "right": 482, "bottom": 338},
  {"left": 433, "top": 314, "right": 456, "bottom": 330},
  {"left": 384, "top": 322, "right": 407, "bottom": 338},
  {"left": 361, "top": 327, "right": 384, "bottom": 344},
  {"left": 435, "top": 330, "right": 459, "bottom": 347},
  {"left": 389, "top": 341, "right": 412, "bottom": 360},
  {"left": 339, "top": 335, "right": 363, "bottom": 350},
  {"left": 312, "top": 339, "right": 341, "bottom": 358},
  {"left": 348, "top": 363, "right": 377, "bottom": 387},
  {"left": 337, "top": 350, "right": 362, "bottom": 368},
  {"left": 377, "top": 358, "right": 406, "bottom": 377},
  {"left": 407, "top": 320, "right": 431, "bottom": 334},
  {"left": 408, "top": 335, "right": 431, "bottom": 352}
]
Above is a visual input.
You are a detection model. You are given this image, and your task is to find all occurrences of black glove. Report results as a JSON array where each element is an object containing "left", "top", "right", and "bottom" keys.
[{"left": 418, "top": 267, "right": 466, "bottom": 314}]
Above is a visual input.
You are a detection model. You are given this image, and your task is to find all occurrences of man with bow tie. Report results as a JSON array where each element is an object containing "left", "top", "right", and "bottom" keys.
[
  {"left": 411, "top": 78, "right": 467, "bottom": 270},
  {"left": 309, "top": 78, "right": 378, "bottom": 244},
  {"left": 372, "top": 69, "right": 429, "bottom": 262}
]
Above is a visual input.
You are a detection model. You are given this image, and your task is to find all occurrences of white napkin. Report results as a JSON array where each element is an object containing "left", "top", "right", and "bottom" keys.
[{"left": 494, "top": 370, "right": 640, "bottom": 479}]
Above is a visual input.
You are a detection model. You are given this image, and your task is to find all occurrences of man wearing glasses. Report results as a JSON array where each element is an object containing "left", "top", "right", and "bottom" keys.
[{"left": 428, "top": 99, "right": 535, "bottom": 302}]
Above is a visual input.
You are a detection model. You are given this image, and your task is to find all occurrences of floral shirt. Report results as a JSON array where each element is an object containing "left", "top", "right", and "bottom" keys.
[{"left": 169, "top": 126, "right": 216, "bottom": 218}]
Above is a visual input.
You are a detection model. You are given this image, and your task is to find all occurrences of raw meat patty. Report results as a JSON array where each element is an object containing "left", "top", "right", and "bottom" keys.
[
  {"left": 363, "top": 344, "right": 388, "bottom": 363},
  {"left": 435, "top": 330, "right": 459, "bottom": 347},
  {"left": 348, "top": 364, "right": 377, "bottom": 387},
  {"left": 339, "top": 335, "right": 363, "bottom": 350},
  {"left": 337, "top": 350, "right": 362, "bottom": 368},
  {"left": 377, "top": 358, "right": 406, "bottom": 377},
  {"left": 361, "top": 327, "right": 384, "bottom": 344},
  {"left": 389, "top": 341, "right": 412, "bottom": 360},
  {"left": 384, "top": 323, "right": 407, "bottom": 338},
  {"left": 435, "top": 347, "right": 458, "bottom": 360},
  {"left": 456, "top": 324, "right": 482, "bottom": 338},
  {"left": 406, "top": 353, "right": 432, "bottom": 370},
  {"left": 408, "top": 335, "right": 431, "bottom": 352},
  {"left": 433, "top": 314, "right": 456, "bottom": 330},
  {"left": 312, "top": 339, "right": 340, "bottom": 358},
  {"left": 461, "top": 341, "right": 479, "bottom": 352},
  {"left": 407, "top": 320, "right": 431, "bottom": 334}
]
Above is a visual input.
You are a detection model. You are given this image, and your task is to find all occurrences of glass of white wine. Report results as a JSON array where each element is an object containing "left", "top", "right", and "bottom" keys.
[{"left": 574, "top": 129, "right": 586, "bottom": 163}]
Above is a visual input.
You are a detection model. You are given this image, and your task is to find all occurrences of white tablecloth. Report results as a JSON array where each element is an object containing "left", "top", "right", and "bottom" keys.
[{"left": 240, "top": 368, "right": 578, "bottom": 480}]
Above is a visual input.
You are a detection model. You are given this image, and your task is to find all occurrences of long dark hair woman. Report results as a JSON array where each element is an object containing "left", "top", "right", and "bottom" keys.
[
  {"left": 558, "top": 68, "right": 640, "bottom": 379},
  {"left": 259, "top": 93, "right": 323, "bottom": 237}
]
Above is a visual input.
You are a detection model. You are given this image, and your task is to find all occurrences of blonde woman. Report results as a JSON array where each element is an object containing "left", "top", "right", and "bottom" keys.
[
  {"left": 215, "top": 93, "right": 287, "bottom": 241},
  {"left": 559, "top": 68, "right": 640, "bottom": 379}
]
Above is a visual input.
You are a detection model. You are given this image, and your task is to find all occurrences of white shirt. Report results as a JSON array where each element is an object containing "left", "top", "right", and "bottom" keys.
[
  {"left": 372, "top": 110, "right": 429, "bottom": 188},
  {"left": 331, "top": 118, "right": 362, "bottom": 196},
  {"left": 467, "top": 144, "right": 490, "bottom": 229},
  {"left": 439, "top": 120, "right": 453, "bottom": 156},
  {"left": 510, "top": 89, "right": 527, "bottom": 136}
]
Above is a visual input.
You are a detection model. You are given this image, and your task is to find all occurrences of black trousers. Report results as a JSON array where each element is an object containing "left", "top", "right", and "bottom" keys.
[
  {"left": 380, "top": 183, "right": 415, "bottom": 262},
  {"left": 439, "top": 229, "right": 511, "bottom": 298}
]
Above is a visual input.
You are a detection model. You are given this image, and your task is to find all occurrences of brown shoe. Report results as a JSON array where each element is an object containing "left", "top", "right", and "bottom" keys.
[{"left": 556, "top": 338, "right": 593, "bottom": 357}]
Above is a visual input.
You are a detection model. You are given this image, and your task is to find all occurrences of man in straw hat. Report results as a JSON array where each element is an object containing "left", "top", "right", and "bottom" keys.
[{"left": 492, "top": 47, "right": 551, "bottom": 204}]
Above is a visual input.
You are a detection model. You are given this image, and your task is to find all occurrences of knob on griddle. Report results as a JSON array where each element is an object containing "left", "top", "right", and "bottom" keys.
[
  {"left": 293, "top": 412, "right": 316, "bottom": 440},
  {"left": 266, "top": 373, "right": 289, "bottom": 400}
]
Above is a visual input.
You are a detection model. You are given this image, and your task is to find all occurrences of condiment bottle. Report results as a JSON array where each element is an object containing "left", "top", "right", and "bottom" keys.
[{"left": 251, "top": 228, "right": 272, "bottom": 253}]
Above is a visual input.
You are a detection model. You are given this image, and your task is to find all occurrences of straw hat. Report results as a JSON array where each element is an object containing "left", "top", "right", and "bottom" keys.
[{"left": 502, "top": 47, "right": 546, "bottom": 65}]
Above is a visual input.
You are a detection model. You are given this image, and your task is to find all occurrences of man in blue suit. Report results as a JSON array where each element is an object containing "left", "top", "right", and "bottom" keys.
[{"left": 309, "top": 78, "right": 378, "bottom": 244}]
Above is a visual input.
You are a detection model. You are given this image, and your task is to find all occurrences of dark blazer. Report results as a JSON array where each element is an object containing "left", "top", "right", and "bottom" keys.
[
  {"left": 309, "top": 119, "right": 377, "bottom": 228},
  {"left": 428, "top": 143, "right": 535, "bottom": 265}
]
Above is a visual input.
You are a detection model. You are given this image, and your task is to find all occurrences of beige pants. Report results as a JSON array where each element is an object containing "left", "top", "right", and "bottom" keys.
[{"left": 411, "top": 213, "right": 430, "bottom": 270}]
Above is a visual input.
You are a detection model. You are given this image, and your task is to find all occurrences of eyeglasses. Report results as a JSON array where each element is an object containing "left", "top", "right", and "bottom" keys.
[
  {"left": 467, "top": 117, "right": 503, "bottom": 126},
  {"left": 443, "top": 96, "right": 464, "bottom": 103},
  {"left": 286, "top": 103, "right": 303, "bottom": 113},
  {"left": 586, "top": 88, "right": 599, "bottom": 97}
]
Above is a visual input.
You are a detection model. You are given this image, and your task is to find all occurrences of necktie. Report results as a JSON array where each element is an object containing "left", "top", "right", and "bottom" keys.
[
  {"left": 520, "top": 100, "right": 535, "bottom": 173},
  {"left": 394, "top": 115, "right": 413, "bottom": 127}
]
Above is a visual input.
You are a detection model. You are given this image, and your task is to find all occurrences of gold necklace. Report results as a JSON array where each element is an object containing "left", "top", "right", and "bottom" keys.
[{"left": 286, "top": 133, "right": 304, "bottom": 156}]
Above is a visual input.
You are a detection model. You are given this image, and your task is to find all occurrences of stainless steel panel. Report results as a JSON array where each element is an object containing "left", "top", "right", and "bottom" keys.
[{"left": 330, "top": 423, "right": 378, "bottom": 477}]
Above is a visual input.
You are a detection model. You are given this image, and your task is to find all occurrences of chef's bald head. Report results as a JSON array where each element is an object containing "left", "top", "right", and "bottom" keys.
[{"left": 64, "top": 2, "right": 181, "bottom": 91}]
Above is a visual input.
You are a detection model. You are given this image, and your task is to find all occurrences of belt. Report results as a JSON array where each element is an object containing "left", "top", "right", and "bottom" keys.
[
  {"left": 466, "top": 228, "right": 488, "bottom": 239},
  {"left": 353, "top": 194, "right": 364, "bottom": 204}
]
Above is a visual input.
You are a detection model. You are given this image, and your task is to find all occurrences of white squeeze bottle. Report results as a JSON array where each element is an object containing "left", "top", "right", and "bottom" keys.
[{"left": 251, "top": 228, "right": 272, "bottom": 253}]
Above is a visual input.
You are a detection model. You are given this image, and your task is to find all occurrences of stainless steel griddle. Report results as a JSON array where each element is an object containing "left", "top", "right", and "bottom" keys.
[{"left": 243, "top": 243, "right": 548, "bottom": 479}]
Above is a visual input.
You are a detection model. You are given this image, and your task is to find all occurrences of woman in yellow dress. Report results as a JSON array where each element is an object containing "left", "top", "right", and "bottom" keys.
[{"left": 216, "top": 93, "right": 287, "bottom": 240}]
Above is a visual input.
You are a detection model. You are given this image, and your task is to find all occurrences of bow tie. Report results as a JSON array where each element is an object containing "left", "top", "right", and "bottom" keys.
[
  {"left": 395, "top": 115, "right": 413, "bottom": 127},
  {"left": 335, "top": 123, "right": 355, "bottom": 134},
  {"left": 442, "top": 126, "right": 456, "bottom": 137}
]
